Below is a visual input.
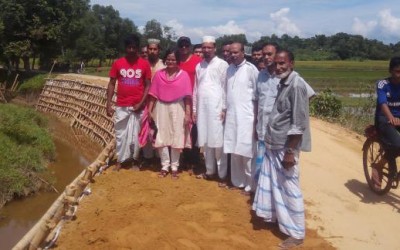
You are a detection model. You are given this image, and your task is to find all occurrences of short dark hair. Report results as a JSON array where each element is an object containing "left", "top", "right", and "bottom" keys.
[
  {"left": 251, "top": 45, "right": 263, "bottom": 53},
  {"left": 262, "top": 42, "right": 280, "bottom": 51},
  {"left": 389, "top": 56, "right": 400, "bottom": 70},
  {"left": 231, "top": 42, "right": 244, "bottom": 52},
  {"left": 222, "top": 40, "right": 233, "bottom": 46},
  {"left": 124, "top": 34, "right": 140, "bottom": 48},
  {"left": 163, "top": 47, "right": 181, "bottom": 64},
  {"left": 193, "top": 44, "right": 202, "bottom": 50},
  {"left": 276, "top": 49, "right": 294, "bottom": 61}
]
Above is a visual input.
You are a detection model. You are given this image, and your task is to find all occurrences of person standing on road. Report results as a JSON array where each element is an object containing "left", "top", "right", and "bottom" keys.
[
  {"left": 253, "top": 42, "right": 280, "bottom": 182},
  {"left": 147, "top": 48, "right": 192, "bottom": 179},
  {"left": 253, "top": 49, "right": 311, "bottom": 249},
  {"left": 177, "top": 36, "right": 202, "bottom": 173},
  {"left": 106, "top": 34, "right": 151, "bottom": 171},
  {"left": 193, "top": 36, "right": 229, "bottom": 186},
  {"left": 224, "top": 42, "right": 259, "bottom": 195}
]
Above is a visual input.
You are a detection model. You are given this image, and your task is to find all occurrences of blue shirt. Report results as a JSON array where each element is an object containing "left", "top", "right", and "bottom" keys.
[
  {"left": 255, "top": 69, "right": 280, "bottom": 141},
  {"left": 376, "top": 78, "right": 400, "bottom": 117}
]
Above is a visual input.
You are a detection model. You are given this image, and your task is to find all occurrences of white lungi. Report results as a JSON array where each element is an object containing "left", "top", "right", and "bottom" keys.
[
  {"left": 115, "top": 107, "right": 141, "bottom": 163},
  {"left": 252, "top": 148, "right": 305, "bottom": 239}
]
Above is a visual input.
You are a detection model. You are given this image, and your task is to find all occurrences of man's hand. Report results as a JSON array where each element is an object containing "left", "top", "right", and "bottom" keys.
[
  {"left": 282, "top": 151, "right": 296, "bottom": 170},
  {"left": 184, "top": 113, "right": 191, "bottom": 126},
  {"left": 133, "top": 103, "right": 143, "bottom": 112},
  {"left": 389, "top": 116, "right": 400, "bottom": 126},
  {"left": 220, "top": 110, "right": 226, "bottom": 122},
  {"left": 192, "top": 112, "right": 197, "bottom": 124},
  {"left": 106, "top": 103, "right": 114, "bottom": 117}
]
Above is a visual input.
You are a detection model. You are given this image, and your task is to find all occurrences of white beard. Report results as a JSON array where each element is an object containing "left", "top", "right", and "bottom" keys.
[{"left": 276, "top": 70, "right": 291, "bottom": 79}]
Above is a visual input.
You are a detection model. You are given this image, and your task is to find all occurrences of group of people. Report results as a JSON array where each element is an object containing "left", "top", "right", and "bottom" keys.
[{"left": 106, "top": 33, "right": 313, "bottom": 249}]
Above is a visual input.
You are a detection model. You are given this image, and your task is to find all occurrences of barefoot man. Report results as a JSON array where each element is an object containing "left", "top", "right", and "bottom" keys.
[{"left": 106, "top": 34, "right": 151, "bottom": 171}]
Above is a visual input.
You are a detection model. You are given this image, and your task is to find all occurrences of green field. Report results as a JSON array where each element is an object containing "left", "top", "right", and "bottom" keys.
[{"left": 296, "top": 60, "right": 387, "bottom": 96}]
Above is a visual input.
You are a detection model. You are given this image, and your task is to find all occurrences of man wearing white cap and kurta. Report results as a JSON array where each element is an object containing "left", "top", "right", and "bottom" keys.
[
  {"left": 224, "top": 41, "right": 259, "bottom": 195},
  {"left": 141, "top": 38, "right": 166, "bottom": 165},
  {"left": 147, "top": 38, "right": 165, "bottom": 78},
  {"left": 194, "top": 36, "right": 229, "bottom": 185}
]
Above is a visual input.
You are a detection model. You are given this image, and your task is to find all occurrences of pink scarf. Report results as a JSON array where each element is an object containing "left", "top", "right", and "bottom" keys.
[{"left": 149, "top": 69, "right": 192, "bottom": 102}]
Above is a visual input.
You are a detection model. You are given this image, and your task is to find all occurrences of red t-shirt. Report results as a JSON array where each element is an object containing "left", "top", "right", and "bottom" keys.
[
  {"left": 109, "top": 57, "right": 151, "bottom": 107},
  {"left": 180, "top": 54, "right": 202, "bottom": 89}
]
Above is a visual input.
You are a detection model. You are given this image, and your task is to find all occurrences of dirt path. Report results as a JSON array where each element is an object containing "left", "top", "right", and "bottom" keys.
[{"left": 301, "top": 118, "right": 400, "bottom": 249}]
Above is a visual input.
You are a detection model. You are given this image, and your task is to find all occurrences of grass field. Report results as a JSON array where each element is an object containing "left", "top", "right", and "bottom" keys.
[{"left": 296, "top": 60, "right": 387, "bottom": 96}]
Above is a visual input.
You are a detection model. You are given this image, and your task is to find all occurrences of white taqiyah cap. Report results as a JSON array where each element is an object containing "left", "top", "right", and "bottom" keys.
[
  {"left": 147, "top": 38, "right": 160, "bottom": 45},
  {"left": 202, "top": 36, "right": 216, "bottom": 43}
]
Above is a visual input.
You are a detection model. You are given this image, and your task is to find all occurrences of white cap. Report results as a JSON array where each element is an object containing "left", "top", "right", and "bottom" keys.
[
  {"left": 202, "top": 36, "right": 216, "bottom": 43},
  {"left": 147, "top": 38, "right": 160, "bottom": 45}
]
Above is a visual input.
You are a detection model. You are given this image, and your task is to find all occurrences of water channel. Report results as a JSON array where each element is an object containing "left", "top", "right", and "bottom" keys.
[{"left": 0, "top": 115, "right": 102, "bottom": 250}]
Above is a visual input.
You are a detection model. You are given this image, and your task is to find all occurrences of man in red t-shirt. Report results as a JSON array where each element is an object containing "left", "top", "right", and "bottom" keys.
[
  {"left": 107, "top": 34, "right": 151, "bottom": 171},
  {"left": 177, "top": 36, "right": 202, "bottom": 173}
]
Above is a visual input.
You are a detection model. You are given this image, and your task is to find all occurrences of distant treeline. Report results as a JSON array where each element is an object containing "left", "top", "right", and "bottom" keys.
[{"left": 1, "top": 0, "right": 399, "bottom": 71}]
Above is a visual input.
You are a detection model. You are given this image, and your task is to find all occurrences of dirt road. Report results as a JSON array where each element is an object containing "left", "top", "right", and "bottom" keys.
[{"left": 54, "top": 117, "right": 400, "bottom": 249}]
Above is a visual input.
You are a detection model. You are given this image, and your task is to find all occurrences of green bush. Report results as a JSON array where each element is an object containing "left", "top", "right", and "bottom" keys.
[
  {"left": 310, "top": 89, "right": 342, "bottom": 119},
  {"left": 18, "top": 73, "right": 47, "bottom": 93},
  {"left": 0, "top": 104, "right": 55, "bottom": 201}
]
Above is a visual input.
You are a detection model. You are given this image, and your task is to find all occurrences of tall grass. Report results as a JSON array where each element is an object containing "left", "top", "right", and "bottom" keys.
[{"left": 0, "top": 104, "right": 55, "bottom": 206}]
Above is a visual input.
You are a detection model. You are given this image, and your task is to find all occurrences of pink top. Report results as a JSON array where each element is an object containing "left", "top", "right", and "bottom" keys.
[{"left": 149, "top": 69, "right": 192, "bottom": 102}]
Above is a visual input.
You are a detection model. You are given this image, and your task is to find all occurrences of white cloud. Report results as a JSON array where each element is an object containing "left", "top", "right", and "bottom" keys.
[
  {"left": 165, "top": 19, "right": 184, "bottom": 36},
  {"left": 352, "top": 17, "right": 377, "bottom": 37},
  {"left": 270, "top": 8, "right": 301, "bottom": 36},
  {"left": 378, "top": 9, "right": 400, "bottom": 34},
  {"left": 210, "top": 20, "right": 246, "bottom": 35}
]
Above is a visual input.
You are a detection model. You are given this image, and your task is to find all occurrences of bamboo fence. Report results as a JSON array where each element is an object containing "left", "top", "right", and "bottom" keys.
[
  {"left": 13, "top": 78, "right": 117, "bottom": 249},
  {"left": 36, "top": 79, "right": 115, "bottom": 147}
]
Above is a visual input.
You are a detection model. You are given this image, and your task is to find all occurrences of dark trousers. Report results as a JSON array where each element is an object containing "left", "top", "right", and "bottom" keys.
[
  {"left": 182, "top": 124, "right": 200, "bottom": 168},
  {"left": 377, "top": 115, "right": 400, "bottom": 175}
]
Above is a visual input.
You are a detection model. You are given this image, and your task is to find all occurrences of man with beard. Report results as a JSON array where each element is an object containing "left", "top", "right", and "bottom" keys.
[
  {"left": 253, "top": 49, "right": 311, "bottom": 249},
  {"left": 141, "top": 39, "right": 166, "bottom": 165},
  {"left": 106, "top": 34, "right": 151, "bottom": 171},
  {"left": 147, "top": 39, "right": 165, "bottom": 78},
  {"left": 224, "top": 42, "right": 258, "bottom": 195},
  {"left": 193, "top": 36, "right": 229, "bottom": 186},
  {"left": 251, "top": 45, "right": 263, "bottom": 66}
]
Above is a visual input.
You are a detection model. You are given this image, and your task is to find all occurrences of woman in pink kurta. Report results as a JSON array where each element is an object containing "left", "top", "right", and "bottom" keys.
[{"left": 148, "top": 48, "right": 192, "bottom": 179}]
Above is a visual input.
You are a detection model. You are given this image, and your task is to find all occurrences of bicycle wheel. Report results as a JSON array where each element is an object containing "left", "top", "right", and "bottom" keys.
[{"left": 362, "top": 138, "right": 393, "bottom": 195}]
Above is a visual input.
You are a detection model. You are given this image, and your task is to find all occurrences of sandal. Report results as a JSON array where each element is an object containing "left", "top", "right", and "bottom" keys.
[
  {"left": 171, "top": 171, "right": 179, "bottom": 180},
  {"left": 158, "top": 170, "right": 168, "bottom": 178},
  {"left": 278, "top": 237, "right": 303, "bottom": 249},
  {"left": 218, "top": 182, "right": 227, "bottom": 188},
  {"left": 195, "top": 173, "right": 215, "bottom": 180}
]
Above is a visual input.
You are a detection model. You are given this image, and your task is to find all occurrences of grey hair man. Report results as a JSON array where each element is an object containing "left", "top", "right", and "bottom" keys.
[{"left": 253, "top": 49, "right": 311, "bottom": 249}]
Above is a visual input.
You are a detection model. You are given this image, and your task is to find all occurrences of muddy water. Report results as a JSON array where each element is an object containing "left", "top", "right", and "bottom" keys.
[{"left": 0, "top": 116, "right": 102, "bottom": 250}]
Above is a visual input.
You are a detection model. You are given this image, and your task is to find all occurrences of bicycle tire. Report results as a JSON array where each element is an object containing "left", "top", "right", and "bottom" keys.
[{"left": 362, "top": 137, "right": 393, "bottom": 195}]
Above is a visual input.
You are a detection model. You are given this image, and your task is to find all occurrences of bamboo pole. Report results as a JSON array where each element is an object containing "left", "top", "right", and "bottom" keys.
[{"left": 13, "top": 141, "right": 115, "bottom": 250}]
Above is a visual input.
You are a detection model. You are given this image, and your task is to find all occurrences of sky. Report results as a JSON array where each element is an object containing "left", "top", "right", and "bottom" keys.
[{"left": 90, "top": 0, "right": 400, "bottom": 45}]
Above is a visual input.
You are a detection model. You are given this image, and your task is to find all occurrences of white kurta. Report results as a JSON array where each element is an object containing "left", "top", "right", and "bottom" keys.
[
  {"left": 194, "top": 56, "right": 229, "bottom": 148},
  {"left": 224, "top": 60, "right": 258, "bottom": 158}
]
